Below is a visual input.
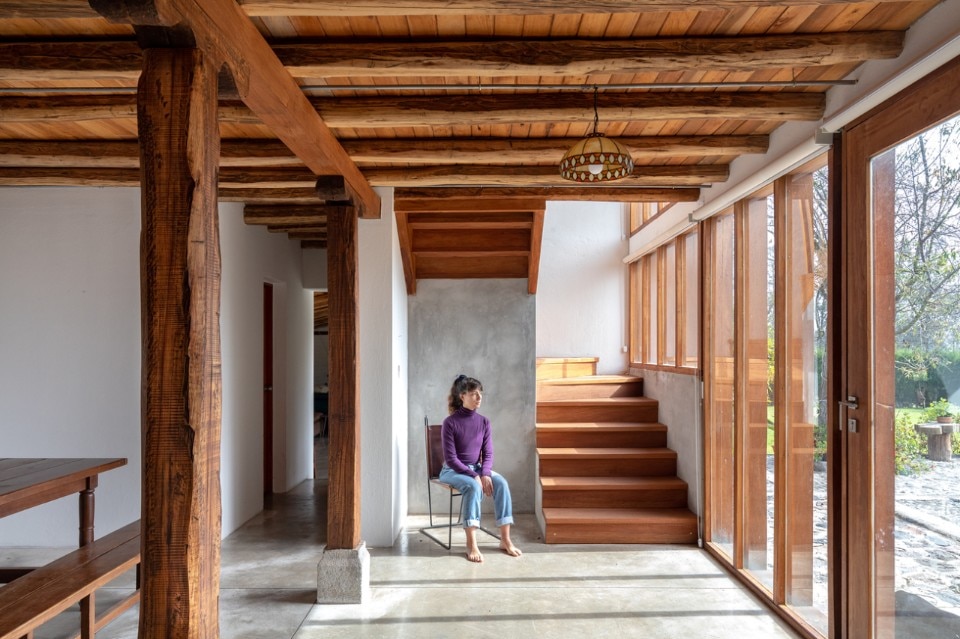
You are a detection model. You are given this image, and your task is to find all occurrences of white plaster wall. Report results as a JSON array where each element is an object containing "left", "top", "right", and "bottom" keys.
[
  {"left": 0, "top": 187, "right": 141, "bottom": 547},
  {"left": 407, "top": 279, "right": 537, "bottom": 515},
  {"left": 537, "top": 201, "right": 629, "bottom": 375},
  {"left": 0, "top": 188, "right": 313, "bottom": 546},
  {"left": 359, "top": 188, "right": 409, "bottom": 547}
]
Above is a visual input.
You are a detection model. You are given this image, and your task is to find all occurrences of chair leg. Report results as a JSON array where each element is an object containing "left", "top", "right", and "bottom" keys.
[{"left": 420, "top": 486, "right": 460, "bottom": 550}]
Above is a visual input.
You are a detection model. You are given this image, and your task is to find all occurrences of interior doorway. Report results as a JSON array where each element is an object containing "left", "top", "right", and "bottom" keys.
[{"left": 263, "top": 282, "right": 274, "bottom": 495}]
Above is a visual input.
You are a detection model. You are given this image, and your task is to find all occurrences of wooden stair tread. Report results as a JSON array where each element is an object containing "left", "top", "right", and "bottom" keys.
[
  {"left": 541, "top": 476, "right": 686, "bottom": 490},
  {"left": 536, "top": 422, "right": 665, "bottom": 431},
  {"left": 537, "top": 447, "right": 676, "bottom": 458},
  {"left": 542, "top": 507, "right": 697, "bottom": 525},
  {"left": 538, "top": 375, "right": 641, "bottom": 385},
  {"left": 537, "top": 397, "right": 657, "bottom": 406}
]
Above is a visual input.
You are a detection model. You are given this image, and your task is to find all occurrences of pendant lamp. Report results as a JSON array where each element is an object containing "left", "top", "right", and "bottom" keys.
[{"left": 559, "top": 87, "right": 634, "bottom": 183}]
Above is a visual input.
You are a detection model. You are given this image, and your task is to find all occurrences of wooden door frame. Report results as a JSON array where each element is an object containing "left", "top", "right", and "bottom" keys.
[
  {"left": 840, "top": 53, "right": 960, "bottom": 639},
  {"left": 263, "top": 282, "right": 274, "bottom": 496}
]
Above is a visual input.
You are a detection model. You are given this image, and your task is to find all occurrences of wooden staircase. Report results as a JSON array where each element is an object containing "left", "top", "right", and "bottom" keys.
[{"left": 536, "top": 357, "right": 698, "bottom": 544}]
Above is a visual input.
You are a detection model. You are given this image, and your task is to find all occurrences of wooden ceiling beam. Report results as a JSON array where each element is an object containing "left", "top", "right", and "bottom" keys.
[
  {"left": 0, "top": 164, "right": 725, "bottom": 187},
  {"left": 0, "top": 0, "right": 924, "bottom": 19},
  {"left": 0, "top": 32, "right": 902, "bottom": 80},
  {"left": 363, "top": 164, "right": 729, "bottom": 187},
  {"left": 88, "top": 0, "right": 380, "bottom": 218},
  {"left": 0, "top": 92, "right": 824, "bottom": 126},
  {"left": 0, "top": 135, "right": 768, "bottom": 167},
  {"left": 243, "top": 205, "right": 343, "bottom": 224}
]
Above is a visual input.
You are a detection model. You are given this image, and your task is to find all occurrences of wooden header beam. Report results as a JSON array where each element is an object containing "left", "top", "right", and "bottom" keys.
[{"left": 395, "top": 186, "right": 700, "bottom": 202}]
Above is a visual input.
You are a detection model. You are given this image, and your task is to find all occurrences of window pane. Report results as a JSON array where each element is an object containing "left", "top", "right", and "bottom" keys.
[
  {"left": 664, "top": 243, "right": 677, "bottom": 366},
  {"left": 742, "top": 191, "right": 775, "bottom": 591},
  {"left": 708, "top": 211, "right": 736, "bottom": 557},
  {"left": 684, "top": 231, "right": 699, "bottom": 367},
  {"left": 784, "top": 160, "right": 830, "bottom": 635}
]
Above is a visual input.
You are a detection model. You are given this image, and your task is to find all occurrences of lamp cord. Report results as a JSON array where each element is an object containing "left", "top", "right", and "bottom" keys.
[{"left": 592, "top": 85, "right": 600, "bottom": 135}]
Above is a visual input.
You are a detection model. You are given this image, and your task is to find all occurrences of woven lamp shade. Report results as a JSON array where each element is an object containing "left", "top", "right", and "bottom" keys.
[{"left": 559, "top": 132, "right": 634, "bottom": 182}]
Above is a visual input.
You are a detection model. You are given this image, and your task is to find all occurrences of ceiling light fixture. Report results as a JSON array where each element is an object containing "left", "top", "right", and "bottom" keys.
[{"left": 559, "top": 86, "right": 634, "bottom": 183}]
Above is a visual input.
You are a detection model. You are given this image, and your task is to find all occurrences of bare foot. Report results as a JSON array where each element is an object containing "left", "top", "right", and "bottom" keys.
[
  {"left": 466, "top": 545, "right": 484, "bottom": 563},
  {"left": 464, "top": 527, "right": 484, "bottom": 562},
  {"left": 500, "top": 541, "right": 522, "bottom": 557}
]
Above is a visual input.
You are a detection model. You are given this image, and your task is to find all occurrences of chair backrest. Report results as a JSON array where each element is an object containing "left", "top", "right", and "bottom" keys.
[{"left": 424, "top": 422, "right": 445, "bottom": 480}]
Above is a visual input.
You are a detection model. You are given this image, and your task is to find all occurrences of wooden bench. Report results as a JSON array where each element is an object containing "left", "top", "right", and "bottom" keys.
[{"left": 0, "top": 520, "right": 141, "bottom": 639}]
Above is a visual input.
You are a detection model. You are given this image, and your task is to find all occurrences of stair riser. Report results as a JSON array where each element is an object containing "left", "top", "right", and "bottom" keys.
[
  {"left": 544, "top": 524, "right": 697, "bottom": 545},
  {"left": 537, "top": 404, "right": 659, "bottom": 422},
  {"left": 539, "top": 458, "right": 677, "bottom": 477},
  {"left": 536, "top": 431, "right": 667, "bottom": 448},
  {"left": 537, "top": 382, "right": 644, "bottom": 401},
  {"left": 541, "top": 490, "right": 688, "bottom": 509}
]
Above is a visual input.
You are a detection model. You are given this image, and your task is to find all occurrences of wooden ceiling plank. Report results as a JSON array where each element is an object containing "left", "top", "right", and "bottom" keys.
[
  {"left": 394, "top": 186, "right": 700, "bottom": 202},
  {"left": 414, "top": 250, "right": 530, "bottom": 258},
  {"left": 243, "top": 204, "right": 342, "bottom": 224},
  {"left": 412, "top": 228, "right": 532, "bottom": 252},
  {"left": 88, "top": 0, "right": 380, "bottom": 218}
]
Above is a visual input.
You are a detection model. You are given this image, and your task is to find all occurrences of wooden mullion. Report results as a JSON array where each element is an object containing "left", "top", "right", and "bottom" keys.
[
  {"left": 676, "top": 235, "right": 687, "bottom": 368},
  {"left": 641, "top": 255, "right": 651, "bottom": 366},
  {"left": 701, "top": 217, "right": 716, "bottom": 545},
  {"left": 629, "top": 261, "right": 639, "bottom": 365},
  {"left": 733, "top": 199, "right": 747, "bottom": 570},
  {"left": 657, "top": 246, "right": 667, "bottom": 366},
  {"left": 772, "top": 176, "right": 789, "bottom": 606}
]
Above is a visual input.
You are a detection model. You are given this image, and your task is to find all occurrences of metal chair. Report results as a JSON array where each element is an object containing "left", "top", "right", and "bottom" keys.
[{"left": 419, "top": 417, "right": 500, "bottom": 550}]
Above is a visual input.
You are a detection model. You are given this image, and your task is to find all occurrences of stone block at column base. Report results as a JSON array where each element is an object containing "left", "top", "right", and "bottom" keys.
[{"left": 317, "top": 541, "right": 370, "bottom": 604}]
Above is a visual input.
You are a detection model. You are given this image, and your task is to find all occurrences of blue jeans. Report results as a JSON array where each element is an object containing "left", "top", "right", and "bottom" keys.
[{"left": 438, "top": 463, "right": 514, "bottom": 529}]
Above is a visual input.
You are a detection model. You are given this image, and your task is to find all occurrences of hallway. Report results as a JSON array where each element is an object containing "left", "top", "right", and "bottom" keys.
[{"left": 22, "top": 479, "right": 801, "bottom": 639}]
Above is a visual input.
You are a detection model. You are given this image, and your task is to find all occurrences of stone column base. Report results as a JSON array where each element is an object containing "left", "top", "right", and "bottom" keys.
[{"left": 317, "top": 541, "right": 370, "bottom": 604}]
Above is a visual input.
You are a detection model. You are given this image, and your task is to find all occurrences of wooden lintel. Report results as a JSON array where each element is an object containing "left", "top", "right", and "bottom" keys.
[
  {"left": 409, "top": 220, "right": 535, "bottom": 230},
  {"left": 394, "top": 186, "right": 699, "bottom": 202},
  {"left": 414, "top": 250, "right": 529, "bottom": 258},
  {"left": 394, "top": 197, "right": 547, "bottom": 213},
  {"left": 218, "top": 187, "right": 322, "bottom": 202},
  {"left": 267, "top": 225, "right": 326, "bottom": 234},
  {"left": 395, "top": 210, "right": 416, "bottom": 295},
  {"left": 0, "top": 32, "right": 902, "bottom": 80}
]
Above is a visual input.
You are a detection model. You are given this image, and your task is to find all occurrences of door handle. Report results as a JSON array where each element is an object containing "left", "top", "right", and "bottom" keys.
[{"left": 839, "top": 395, "right": 859, "bottom": 432}]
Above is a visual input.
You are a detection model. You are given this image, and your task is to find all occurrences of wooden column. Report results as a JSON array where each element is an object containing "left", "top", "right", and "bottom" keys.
[
  {"left": 327, "top": 204, "right": 361, "bottom": 550},
  {"left": 138, "top": 46, "right": 222, "bottom": 639}
]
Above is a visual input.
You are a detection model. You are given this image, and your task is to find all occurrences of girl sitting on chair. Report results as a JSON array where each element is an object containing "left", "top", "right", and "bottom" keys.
[{"left": 440, "top": 374, "right": 523, "bottom": 563}]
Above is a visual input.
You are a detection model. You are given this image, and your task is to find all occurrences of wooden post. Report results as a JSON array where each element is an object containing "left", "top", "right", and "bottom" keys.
[
  {"left": 326, "top": 204, "right": 361, "bottom": 550},
  {"left": 138, "top": 46, "right": 222, "bottom": 639}
]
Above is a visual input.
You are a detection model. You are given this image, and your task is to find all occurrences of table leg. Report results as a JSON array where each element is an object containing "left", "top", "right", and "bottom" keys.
[{"left": 79, "top": 476, "right": 98, "bottom": 634}]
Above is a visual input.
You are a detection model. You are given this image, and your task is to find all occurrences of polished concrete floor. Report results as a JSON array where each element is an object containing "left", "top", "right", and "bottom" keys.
[{"left": 17, "top": 477, "right": 804, "bottom": 639}]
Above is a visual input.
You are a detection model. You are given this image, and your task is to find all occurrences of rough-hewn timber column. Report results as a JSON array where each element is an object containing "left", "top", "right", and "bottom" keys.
[
  {"left": 138, "top": 46, "right": 222, "bottom": 639},
  {"left": 317, "top": 203, "right": 368, "bottom": 603}
]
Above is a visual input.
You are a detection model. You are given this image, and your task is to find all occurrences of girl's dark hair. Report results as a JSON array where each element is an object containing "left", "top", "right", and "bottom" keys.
[{"left": 448, "top": 374, "right": 483, "bottom": 414}]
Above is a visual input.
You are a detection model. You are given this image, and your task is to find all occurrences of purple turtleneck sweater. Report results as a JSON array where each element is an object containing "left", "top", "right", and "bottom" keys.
[{"left": 441, "top": 407, "right": 493, "bottom": 478}]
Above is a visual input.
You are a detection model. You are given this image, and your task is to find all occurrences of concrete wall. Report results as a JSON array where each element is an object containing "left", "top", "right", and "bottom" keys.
[
  {"left": 0, "top": 187, "right": 313, "bottom": 546},
  {"left": 537, "top": 201, "right": 629, "bottom": 375},
  {"left": 629, "top": 368, "right": 703, "bottom": 520},
  {"left": 407, "top": 279, "right": 536, "bottom": 516},
  {"left": 359, "top": 188, "right": 409, "bottom": 547}
]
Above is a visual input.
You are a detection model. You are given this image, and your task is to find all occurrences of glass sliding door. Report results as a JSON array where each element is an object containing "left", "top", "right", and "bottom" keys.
[{"left": 842, "top": 56, "right": 960, "bottom": 638}]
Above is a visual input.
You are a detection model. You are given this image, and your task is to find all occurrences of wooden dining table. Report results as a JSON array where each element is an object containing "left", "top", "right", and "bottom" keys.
[{"left": 0, "top": 458, "right": 127, "bottom": 582}]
